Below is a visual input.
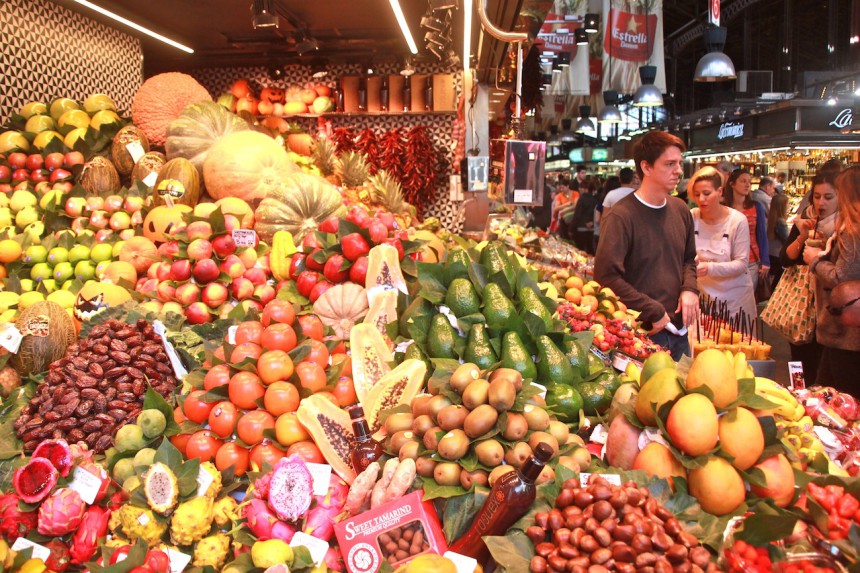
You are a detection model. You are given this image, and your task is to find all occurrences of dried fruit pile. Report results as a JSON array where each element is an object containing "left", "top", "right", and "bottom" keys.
[{"left": 15, "top": 318, "right": 178, "bottom": 452}]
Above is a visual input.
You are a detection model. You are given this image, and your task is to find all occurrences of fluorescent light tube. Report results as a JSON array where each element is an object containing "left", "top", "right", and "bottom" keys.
[
  {"left": 463, "top": 0, "right": 472, "bottom": 73},
  {"left": 74, "top": 0, "right": 193, "bottom": 53},
  {"left": 388, "top": 0, "right": 419, "bottom": 54}
]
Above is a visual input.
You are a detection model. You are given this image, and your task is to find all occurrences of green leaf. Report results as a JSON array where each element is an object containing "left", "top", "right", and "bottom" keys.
[
  {"left": 735, "top": 377, "right": 781, "bottom": 410},
  {"left": 442, "top": 488, "right": 487, "bottom": 543},
  {"left": 288, "top": 341, "right": 313, "bottom": 364},
  {"left": 485, "top": 531, "right": 535, "bottom": 573},
  {"left": 521, "top": 309, "right": 548, "bottom": 341},
  {"left": 735, "top": 512, "right": 798, "bottom": 546},
  {"left": 154, "top": 437, "right": 183, "bottom": 470},
  {"left": 420, "top": 476, "right": 469, "bottom": 499},
  {"left": 290, "top": 545, "right": 316, "bottom": 570},
  {"left": 176, "top": 458, "right": 202, "bottom": 498},
  {"left": 467, "top": 262, "right": 489, "bottom": 292},
  {"left": 276, "top": 281, "right": 309, "bottom": 306},
  {"left": 417, "top": 261, "right": 448, "bottom": 304}
]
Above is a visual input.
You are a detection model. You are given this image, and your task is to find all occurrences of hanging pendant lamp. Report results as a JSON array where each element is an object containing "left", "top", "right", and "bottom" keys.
[
  {"left": 633, "top": 65, "right": 663, "bottom": 107},
  {"left": 694, "top": 26, "right": 737, "bottom": 82},
  {"left": 598, "top": 90, "right": 622, "bottom": 123}
]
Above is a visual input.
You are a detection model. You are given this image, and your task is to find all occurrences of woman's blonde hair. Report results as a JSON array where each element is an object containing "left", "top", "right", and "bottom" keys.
[
  {"left": 687, "top": 166, "right": 723, "bottom": 197},
  {"left": 836, "top": 167, "right": 860, "bottom": 246}
]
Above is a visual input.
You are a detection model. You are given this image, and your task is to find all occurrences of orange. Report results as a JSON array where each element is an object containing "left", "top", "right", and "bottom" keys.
[
  {"left": 274, "top": 412, "right": 310, "bottom": 447},
  {"left": 263, "top": 382, "right": 301, "bottom": 415}
]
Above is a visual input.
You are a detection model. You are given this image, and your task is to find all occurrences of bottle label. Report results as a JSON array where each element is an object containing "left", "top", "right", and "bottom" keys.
[{"left": 474, "top": 489, "right": 507, "bottom": 534}]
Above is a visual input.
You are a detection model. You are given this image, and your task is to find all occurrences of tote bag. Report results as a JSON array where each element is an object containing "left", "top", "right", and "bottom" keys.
[{"left": 760, "top": 264, "right": 816, "bottom": 344}]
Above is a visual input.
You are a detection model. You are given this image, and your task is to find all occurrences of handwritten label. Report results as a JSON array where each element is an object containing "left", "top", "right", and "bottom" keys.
[
  {"left": 513, "top": 189, "right": 534, "bottom": 203},
  {"left": 291, "top": 531, "right": 329, "bottom": 565},
  {"left": 68, "top": 466, "right": 103, "bottom": 504},
  {"left": 579, "top": 473, "right": 622, "bottom": 487},
  {"left": 154, "top": 320, "right": 188, "bottom": 378},
  {"left": 142, "top": 171, "right": 158, "bottom": 188},
  {"left": 444, "top": 552, "right": 479, "bottom": 573},
  {"left": 306, "top": 463, "right": 332, "bottom": 496},
  {"left": 11, "top": 538, "right": 51, "bottom": 562},
  {"left": 125, "top": 141, "right": 146, "bottom": 163},
  {"left": 196, "top": 465, "right": 214, "bottom": 497},
  {"left": 165, "top": 547, "right": 192, "bottom": 573},
  {"left": 232, "top": 229, "right": 258, "bottom": 247},
  {"left": 227, "top": 325, "right": 238, "bottom": 345},
  {"left": 0, "top": 324, "right": 23, "bottom": 353}
]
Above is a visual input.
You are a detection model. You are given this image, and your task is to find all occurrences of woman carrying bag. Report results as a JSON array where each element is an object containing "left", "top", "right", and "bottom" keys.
[{"left": 724, "top": 169, "right": 770, "bottom": 292}]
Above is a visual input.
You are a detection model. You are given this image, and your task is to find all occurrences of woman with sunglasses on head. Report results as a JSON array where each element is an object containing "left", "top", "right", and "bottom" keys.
[{"left": 803, "top": 167, "right": 860, "bottom": 391}]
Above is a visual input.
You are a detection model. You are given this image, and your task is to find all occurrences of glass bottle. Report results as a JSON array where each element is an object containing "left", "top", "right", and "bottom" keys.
[
  {"left": 334, "top": 85, "right": 344, "bottom": 113},
  {"left": 402, "top": 76, "right": 412, "bottom": 112},
  {"left": 348, "top": 405, "right": 383, "bottom": 471},
  {"left": 358, "top": 78, "right": 368, "bottom": 112},
  {"left": 424, "top": 75, "right": 434, "bottom": 111},
  {"left": 380, "top": 77, "right": 390, "bottom": 112},
  {"left": 448, "top": 442, "right": 553, "bottom": 563}
]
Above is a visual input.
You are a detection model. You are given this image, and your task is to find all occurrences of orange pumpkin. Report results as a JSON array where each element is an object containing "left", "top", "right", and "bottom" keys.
[
  {"left": 143, "top": 205, "right": 192, "bottom": 242},
  {"left": 260, "top": 87, "right": 286, "bottom": 104}
]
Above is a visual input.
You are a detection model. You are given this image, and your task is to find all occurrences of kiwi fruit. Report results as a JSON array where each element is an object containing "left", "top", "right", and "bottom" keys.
[
  {"left": 460, "top": 468, "right": 489, "bottom": 490},
  {"left": 537, "top": 465, "right": 555, "bottom": 485},
  {"left": 416, "top": 456, "right": 437, "bottom": 477},
  {"left": 527, "top": 394, "right": 547, "bottom": 406},
  {"left": 489, "top": 367, "right": 523, "bottom": 391},
  {"left": 428, "top": 395, "right": 453, "bottom": 418},
  {"left": 390, "top": 430, "right": 418, "bottom": 453},
  {"left": 488, "top": 464, "right": 515, "bottom": 487},
  {"left": 411, "top": 394, "right": 434, "bottom": 417},
  {"left": 488, "top": 377, "right": 516, "bottom": 412},
  {"left": 437, "top": 405, "right": 469, "bottom": 431},
  {"left": 385, "top": 412, "right": 415, "bottom": 435},
  {"left": 433, "top": 462, "right": 462, "bottom": 486},
  {"left": 437, "top": 429, "right": 470, "bottom": 460},
  {"left": 557, "top": 455, "right": 581, "bottom": 474},
  {"left": 423, "top": 426, "right": 443, "bottom": 450},
  {"left": 412, "top": 414, "right": 436, "bottom": 436},
  {"left": 547, "top": 420, "right": 570, "bottom": 446},
  {"left": 523, "top": 404, "right": 550, "bottom": 431},
  {"left": 399, "top": 440, "right": 421, "bottom": 461},
  {"left": 463, "top": 404, "right": 499, "bottom": 438},
  {"left": 462, "top": 379, "right": 490, "bottom": 409},
  {"left": 474, "top": 439, "right": 504, "bottom": 467},
  {"left": 570, "top": 445, "right": 592, "bottom": 469},
  {"left": 504, "top": 441, "right": 533, "bottom": 468},
  {"left": 527, "top": 431, "right": 559, "bottom": 458},
  {"left": 450, "top": 362, "right": 481, "bottom": 394},
  {"left": 501, "top": 412, "right": 529, "bottom": 441}
]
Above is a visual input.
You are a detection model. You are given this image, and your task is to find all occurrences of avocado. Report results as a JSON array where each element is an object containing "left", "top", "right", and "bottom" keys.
[
  {"left": 546, "top": 384, "right": 584, "bottom": 423},
  {"left": 536, "top": 335, "right": 576, "bottom": 385},
  {"left": 483, "top": 283, "right": 516, "bottom": 329},
  {"left": 577, "top": 381, "right": 613, "bottom": 416},
  {"left": 427, "top": 314, "right": 459, "bottom": 359},
  {"left": 519, "top": 286, "right": 553, "bottom": 330},
  {"left": 445, "top": 277, "right": 481, "bottom": 317},
  {"left": 480, "top": 242, "right": 515, "bottom": 287},
  {"left": 500, "top": 331, "right": 537, "bottom": 381},
  {"left": 464, "top": 323, "right": 498, "bottom": 370},
  {"left": 563, "top": 339, "right": 590, "bottom": 379},
  {"left": 399, "top": 297, "right": 435, "bottom": 338}
]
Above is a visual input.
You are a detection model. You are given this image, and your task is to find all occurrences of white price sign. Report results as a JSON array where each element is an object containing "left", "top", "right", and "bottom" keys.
[
  {"left": 306, "top": 463, "right": 332, "bottom": 496},
  {"left": 232, "top": 229, "right": 258, "bottom": 247},
  {"left": 11, "top": 538, "right": 50, "bottom": 562},
  {"left": 68, "top": 466, "right": 104, "bottom": 504},
  {"left": 291, "top": 532, "right": 329, "bottom": 565}
]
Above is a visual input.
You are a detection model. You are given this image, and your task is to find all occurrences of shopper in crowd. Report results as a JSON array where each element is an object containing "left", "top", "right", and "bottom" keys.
[
  {"left": 569, "top": 180, "right": 599, "bottom": 254},
  {"left": 775, "top": 172, "right": 786, "bottom": 193},
  {"left": 549, "top": 176, "right": 576, "bottom": 234},
  {"left": 829, "top": 280, "right": 860, "bottom": 329},
  {"left": 593, "top": 176, "right": 621, "bottom": 252},
  {"left": 803, "top": 167, "right": 860, "bottom": 391},
  {"left": 716, "top": 160, "right": 734, "bottom": 186},
  {"left": 752, "top": 176, "right": 776, "bottom": 213},
  {"left": 602, "top": 167, "right": 637, "bottom": 218},
  {"left": 595, "top": 131, "right": 698, "bottom": 360},
  {"left": 689, "top": 167, "right": 757, "bottom": 320},
  {"left": 796, "top": 159, "right": 844, "bottom": 216},
  {"left": 530, "top": 179, "right": 555, "bottom": 230},
  {"left": 571, "top": 164, "right": 587, "bottom": 191},
  {"left": 779, "top": 171, "right": 839, "bottom": 383},
  {"left": 767, "top": 193, "right": 790, "bottom": 285},
  {"left": 724, "top": 169, "right": 769, "bottom": 292}
]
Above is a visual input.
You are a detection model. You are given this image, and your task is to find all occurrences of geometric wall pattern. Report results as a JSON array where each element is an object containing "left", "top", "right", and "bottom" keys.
[{"left": 0, "top": 0, "right": 143, "bottom": 122}]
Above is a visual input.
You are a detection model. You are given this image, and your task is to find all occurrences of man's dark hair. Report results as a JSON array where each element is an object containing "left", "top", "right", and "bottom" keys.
[
  {"left": 575, "top": 164, "right": 586, "bottom": 173},
  {"left": 632, "top": 131, "right": 685, "bottom": 180},
  {"left": 759, "top": 177, "right": 774, "bottom": 188},
  {"left": 619, "top": 167, "right": 635, "bottom": 185}
]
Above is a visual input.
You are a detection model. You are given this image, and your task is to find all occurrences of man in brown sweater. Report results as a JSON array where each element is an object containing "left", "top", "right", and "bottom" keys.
[{"left": 594, "top": 131, "right": 699, "bottom": 359}]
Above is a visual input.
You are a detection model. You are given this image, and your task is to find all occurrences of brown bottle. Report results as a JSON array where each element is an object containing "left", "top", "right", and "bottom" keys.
[
  {"left": 349, "top": 405, "right": 383, "bottom": 472},
  {"left": 449, "top": 442, "right": 553, "bottom": 563}
]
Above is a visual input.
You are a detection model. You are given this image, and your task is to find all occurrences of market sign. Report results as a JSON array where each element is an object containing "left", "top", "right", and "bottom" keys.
[
  {"left": 799, "top": 106, "right": 857, "bottom": 131},
  {"left": 717, "top": 121, "right": 745, "bottom": 140},
  {"left": 690, "top": 116, "right": 753, "bottom": 148}
]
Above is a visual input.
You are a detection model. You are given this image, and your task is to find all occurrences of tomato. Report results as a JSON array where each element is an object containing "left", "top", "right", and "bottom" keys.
[
  {"left": 228, "top": 371, "right": 265, "bottom": 410},
  {"left": 213, "top": 346, "right": 226, "bottom": 363},
  {"left": 331, "top": 376, "right": 357, "bottom": 407},
  {"left": 173, "top": 406, "right": 187, "bottom": 425},
  {"left": 274, "top": 412, "right": 311, "bottom": 447},
  {"left": 262, "top": 299, "right": 296, "bottom": 326},
  {"left": 261, "top": 323, "right": 298, "bottom": 352},
  {"left": 296, "top": 361, "right": 327, "bottom": 393},
  {"left": 348, "top": 255, "right": 368, "bottom": 284},
  {"left": 264, "top": 382, "right": 301, "bottom": 416},
  {"left": 304, "top": 248, "right": 325, "bottom": 271},
  {"left": 323, "top": 253, "right": 349, "bottom": 283},
  {"left": 146, "top": 551, "right": 170, "bottom": 573},
  {"left": 204, "top": 364, "right": 232, "bottom": 390},
  {"left": 257, "top": 349, "right": 294, "bottom": 384},
  {"left": 169, "top": 433, "right": 192, "bottom": 455},
  {"left": 287, "top": 441, "right": 325, "bottom": 464},
  {"left": 288, "top": 253, "right": 306, "bottom": 280},
  {"left": 215, "top": 442, "right": 250, "bottom": 476},
  {"left": 309, "top": 280, "right": 334, "bottom": 303},
  {"left": 237, "top": 410, "right": 275, "bottom": 445},
  {"left": 234, "top": 321, "right": 264, "bottom": 345},
  {"left": 183, "top": 390, "right": 215, "bottom": 424},
  {"left": 298, "top": 314, "right": 324, "bottom": 341},
  {"left": 185, "top": 430, "right": 224, "bottom": 462},
  {"left": 295, "top": 270, "right": 320, "bottom": 298},
  {"left": 250, "top": 441, "right": 286, "bottom": 471},
  {"left": 208, "top": 401, "right": 239, "bottom": 438},
  {"left": 230, "top": 342, "right": 262, "bottom": 364},
  {"left": 332, "top": 353, "right": 352, "bottom": 376},
  {"left": 304, "top": 339, "right": 330, "bottom": 366}
]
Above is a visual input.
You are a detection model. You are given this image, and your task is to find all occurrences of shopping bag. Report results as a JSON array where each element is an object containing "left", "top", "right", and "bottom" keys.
[{"left": 760, "top": 264, "right": 816, "bottom": 344}]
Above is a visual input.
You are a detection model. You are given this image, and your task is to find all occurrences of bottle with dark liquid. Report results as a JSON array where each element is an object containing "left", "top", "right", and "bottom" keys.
[
  {"left": 424, "top": 75, "right": 434, "bottom": 111},
  {"left": 380, "top": 77, "right": 390, "bottom": 112},
  {"left": 358, "top": 78, "right": 368, "bottom": 112},
  {"left": 448, "top": 442, "right": 553, "bottom": 563},
  {"left": 402, "top": 76, "right": 412, "bottom": 112},
  {"left": 348, "top": 405, "right": 383, "bottom": 472},
  {"left": 334, "top": 85, "right": 344, "bottom": 113}
]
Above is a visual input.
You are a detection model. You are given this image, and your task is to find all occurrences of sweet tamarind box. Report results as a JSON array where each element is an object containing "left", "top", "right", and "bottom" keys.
[{"left": 334, "top": 490, "right": 448, "bottom": 573}]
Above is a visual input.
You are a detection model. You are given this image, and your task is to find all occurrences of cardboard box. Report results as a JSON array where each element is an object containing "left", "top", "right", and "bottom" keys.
[
  {"left": 340, "top": 76, "right": 360, "bottom": 113},
  {"left": 433, "top": 74, "right": 456, "bottom": 111},
  {"left": 367, "top": 77, "right": 382, "bottom": 112},
  {"left": 389, "top": 75, "right": 406, "bottom": 112},
  {"left": 334, "top": 490, "right": 447, "bottom": 573}
]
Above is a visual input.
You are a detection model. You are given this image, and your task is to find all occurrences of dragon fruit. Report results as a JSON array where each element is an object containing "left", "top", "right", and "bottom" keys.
[
  {"left": 314, "top": 474, "right": 349, "bottom": 511},
  {"left": 13, "top": 457, "right": 59, "bottom": 504},
  {"left": 117, "top": 504, "right": 167, "bottom": 545},
  {"left": 324, "top": 546, "right": 345, "bottom": 572},
  {"left": 37, "top": 488, "right": 86, "bottom": 536},
  {"left": 267, "top": 456, "right": 313, "bottom": 521},
  {"left": 32, "top": 439, "right": 73, "bottom": 477},
  {"left": 192, "top": 533, "right": 231, "bottom": 569},
  {"left": 252, "top": 472, "right": 272, "bottom": 499},
  {"left": 0, "top": 493, "right": 38, "bottom": 541},
  {"left": 76, "top": 458, "right": 111, "bottom": 504},
  {"left": 303, "top": 504, "right": 339, "bottom": 541},
  {"left": 271, "top": 520, "right": 297, "bottom": 543},
  {"left": 44, "top": 539, "right": 71, "bottom": 572},
  {"left": 70, "top": 506, "right": 111, "bottom": 564},
  {"left": 213, "top": 496, "right": 239, "bottom": 527},
  {"left": 244, "top": 498, "right": 278, "bottom": 540},
  {"left": 169, "top": 495, "right": 214, "bottom": 545}
]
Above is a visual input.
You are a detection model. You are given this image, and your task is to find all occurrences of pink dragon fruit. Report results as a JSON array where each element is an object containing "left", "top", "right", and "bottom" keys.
[
  {"left": 37, "top": 488, "right": 86, "bottom": 536},
  {"left": 13, "top": 457, "right": 59, "bottom": 504},
  {"left": 70, "top": 506, "right": 111, "bottom": 564},
  {"left": 271, "top": 520, "right": 297, "bottom": 543},
  {"left": 252, "top": 472, "right": 272, "bottom": 499},
  {"left": 44, "top": 539, "right": 71, "bottom": 572},
  {"left": 303, "top": 504, "right": 339, "bottom": 541},
  {"left": 107, "top": 489, "right": 127, "bottom": 511},
  {"left": 244, "top": 498, "right": 278, "bottom": 540},
  {"left": 324, "top": 546, "right": 345, "bottom": 572},
  {"left": 32, "top": 439, "right": 73, "bottom": 478},
  {"left": 313, "top": 474, "right": 349, "bottom": 511},
  {"left": 267, "top": 456, "right": 313, "bottom": 521},
  {"left": 0, "top": 493, "right": 38, "bottom": 541}
]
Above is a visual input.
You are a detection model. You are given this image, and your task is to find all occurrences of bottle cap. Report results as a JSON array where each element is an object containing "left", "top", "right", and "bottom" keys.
[
  {"left": 533, "top": 442, "right": 554, "bottom": 462},
  {"left": 348, "top": 405, "right": 365, "bottom": 420}
]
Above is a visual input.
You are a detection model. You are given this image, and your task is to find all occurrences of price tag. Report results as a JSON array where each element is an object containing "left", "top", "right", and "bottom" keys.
[
  {"left": 290, "top": 531, "right": 329, "bottom": 566},
  {"left": 589, "top": 424, "right": 609, "bottom": 445},
  {"left": 532, "top": 382, "right": 547, "bottom": 400},
  {"left": 11, "top": 538, "right": 51, "bottom": 562},
  {"left": 125, "top": 141, "right": 146, "bottom": 163},
  {"left": 513, "top": 189, "right": 534, "bottom": 203},
  {"left": 306, "top": 463, "right": 332, "bottom": 496},
  {"left": 154, "top": 320, "right": 188, "bottom": 378},
  {"left": 0, "top": 324, "right": 23, "bottom": 353},
  {"left": 394, "top": 340, "right": 414, "bottom": 354},
  {"left": 590, "top": 345, "right": 610, "bottom": 364},
  {"left": 196, "top": 465, "right": 214, "bottom": 497},
  {"left": 142, "top": 171, "right": 158, "bottom": 188},
  {"left": 227, "top": 325, "right": 238, "bottom": 345},
  {"left": 788, "top": 361, "right": 806, "bottom": 390},
  {"left": 165, "top": 547, "right": 192, "bottom": 573},
  {"left": 138, "top": 512, "right": 150, "bottom": 525},
  {"left": 444, "top": 552, "right": 479, "bottom": 573},
  {"left": 68, "top": 466, "right": 103, "bottom": 504},
  {"left": 579, "top": 473, "right": 622, "bottom": 487},
  {"left": 232, "top": 229, "right": 258, "bottom": 247}
]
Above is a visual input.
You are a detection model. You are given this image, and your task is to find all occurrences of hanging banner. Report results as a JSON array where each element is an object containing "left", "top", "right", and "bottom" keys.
[
  {"left": 537, "top": 1, "right": 591, "bottom": 96},
  {"left": 601, "top": 0, "right": 666, "bottom": 95}
]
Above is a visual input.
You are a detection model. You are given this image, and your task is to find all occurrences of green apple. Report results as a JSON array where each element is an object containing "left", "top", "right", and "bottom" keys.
[
  {"left": 10, "top": 190, "right": 37, "bottom": 212},
  {"left": 90, "top": 242, "right": 113, "bottom": 262},
  {"left": 0, "top": 194, "right": 9, "bottom": 209},
  {"left": 24, "top": 114, "right": 56, "bottom": 134},
  {"left": 47, "top": 289, "right": 76, "bottom": 309},
  {"left": 19, "top": 279, "right": 34, "bottom": 292},
  {"left": 49, "top": 98, "right": 80, "bottom": 121},
  {"left": 47, "top": 247, "right": 69, "bottom": 265},
  {"left": 24, "top": 245, "right": 48, "bottom": 264},
  {"left": 53, "top": 261, "right": 74, "bottom": 283},
  {"left": 83, "top": 94, "right": 116, "bottom": 114},
  {"left": 19, "top": 102, "right": 48, "bottom": 119},
  {"left": 30, "top": 262, "right": 52, "bottom": 282},
  {"left": 41, "top": 279, "right": 57, "bottom": 293},
  {"left": 74, "top": 260, "right": 96, "bottom": 281},
  {"left": 39, "top": 190, "right": 65, "bottom": 211},
  {"left": 18, "top": 291, "right": 44, "bottom": 308},
  {"left": 15, "top": 206, "right": 38, "bottom": 229},
  {"left": 95, "top": 260, "right": 110, "bottom": 279},
  {"left": 57, "top": 109, "right": 91, "bottom": 130},
  {"left": 23, "top": 222, "right": 45, "bottom": 243},
  {"left": 68, "top": 244, "right": 91, "bottom": 264},
  {"left": 112, "top": 240, "right": 125, "bottom": 258},
  {"left": 0, "top": 208, "right": 12, "bottom": 228}
]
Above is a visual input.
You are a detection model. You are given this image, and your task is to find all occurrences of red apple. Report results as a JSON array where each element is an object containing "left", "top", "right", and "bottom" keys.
[
  {"left": 323, "top": 254, "right": 349, "bottom": 283},
  {"left": 0, "top": 165, "right": 11, "bottom": 183},
  {"left": 7, "top": 152, "right": 27, "bottom": 170},
  {"left": 223, "top": 214, "right": 241, "bottom": 231},
  {"left": 124, "top": 196, "right": 145, "bottom": 212},
  {"left": 170, "top": 259, "right": 192, "bottom": 282},
  {"left": 253, "top": 284, "right": 276, "bottom": 305},
  {"left": 25, "top": 154, "right": 43, "bottom": 171},
  {"left": 375, "top": 211, "right": 396, "bottom": 230},
  {"left": 185, "top": 302, "right": 213, "bottom": 324},
  {"left": 243, "top": 267, "right": 267, "bottom": 286},
  {"left": 202, "top": 282, "right": 229, "bottom": 308},
  {"left": 155, "top": 262, "right": 173, "bottom": 282},
  {"left": 230, "top": 276, "right": 255, "bottom": 300},
  {"left": 304, "top": 248, "right": 325, "bottom": 271},
  {"left": 367, "top": 220, "right": 388, "bottom": 244},
  {"left": 309, "top": 280, "right": 333, "bottom": 303},
  {"left": 296, "top": 270, "right": 320, "bottom": 298},
  {"left": 11, "top": 168, "right": 29, "bottom": 182},
  {"left": 186, "top": 221, "right": 213, "bottom": 241},
  {"left": 44, "top": 152, "right": 64, "bottom": 171},
  {"left": 288, "top": 254, "right": 306, "bottom": 280},
  {"left": 49, "top": 168, "right": 72, "bottom": 183},
  {"left": 256, "top": 253, "right": 270, "bottom": 272},
  {"left": 237, "top": 247, "right": 258, "bottom": 269},
  {"left": 342, "top": 233, "right": 370, "bottom": 261},
  {"left": 187, "top": 238, "right": 213, "bottom": 261},
  {"left": 301, "top": 233, "right": 321, "bottom": 251},
  {"left": 349, "top": 256, "right": 369, "bottom": 284},
  {"left": 156, "top": 281, "right": 176, "bottom": 302},
  {"left": 52, "top": 181, "right": 72, "bottom": 193},
  {"left": 384, "top": 238, "right": 404, "bottom": 260},
  {"left": 175, "top": 282, "right": 201, "bottom": 305},
  {"left": 89, "top": 210, "right": 109, "bottom": 229},
  {"left": 346, "top": 206, "right": 372, "bottom": 228},
  {"left": 212, "top": 234, "right": 237, "bottom": 258},
  {"left": 86, "top": 196, "right": 105, "bottom": 211},
  {"left": 104, "top": 195, "right": 124, "bottom": 212},
  {"left": 318, "top": 216, "right": 339, "bottom": 234},
  {"left": 63, "top": 151, "right": 85, "bottom": 167},
  {"left": 192, "top": 259, "right": 220, "bottom": 284},
  {"left": 109, "top": 211, "right": 131, "bottom": 230},
  {"left": 137, "top": 278, "right": 159, "bottom": 295},
  {"left": 65, "top": 197, "right": 86, "bottom": 217},
  {"left": 241, "top": 300, "right": 264, "bottom": 313}
]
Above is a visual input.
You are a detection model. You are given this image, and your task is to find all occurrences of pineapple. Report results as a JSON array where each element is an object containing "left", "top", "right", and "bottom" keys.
[
  {"left": 369, "top": 169, "right": 416, "bottom": 228},
  {"left": 312, "top": 136, "right": 340, "bottom": 184},
  {"left": 338, "top": 151, "right": 372, "bottom": 206}
]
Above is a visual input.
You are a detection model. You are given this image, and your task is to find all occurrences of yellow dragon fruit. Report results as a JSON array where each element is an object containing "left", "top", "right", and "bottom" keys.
[
  {"left": 199, "top": 462, "right": 222, "bottom": 499},
  {"left": 193, "top": 533, "right": 230, "bottom": 569},
  {"left": 144, "top": 463, "right": 179, "bottom": 514},
  {"left": 117, "top": 505, "right": 167, "bottom": 545},
  {"left": 170, "top": 496, "right": 213, "bottom": 546},
  {"left": 213, "top": 496, "right": 239, "bottom": 527}
]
